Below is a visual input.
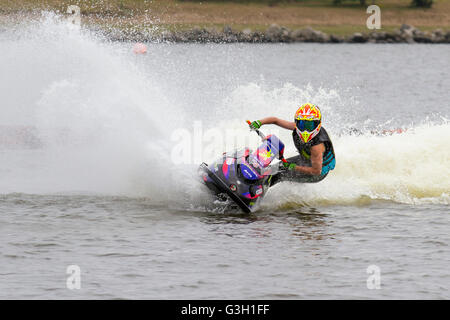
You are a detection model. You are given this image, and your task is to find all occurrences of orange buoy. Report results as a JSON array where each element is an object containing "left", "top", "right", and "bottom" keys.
[{"left": 132, "top": 43, "right": 147, "bottom": 54}]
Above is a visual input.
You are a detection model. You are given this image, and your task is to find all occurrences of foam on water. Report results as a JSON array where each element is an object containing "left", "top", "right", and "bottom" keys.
[
  {"left": 218, "top": 84, "right": 450, "bottom": 207},
  {"left": 0, "top": 13, "right": 178, "bottom": 198},
  {"left": 1, "top": 13, "right": 448, "bottom": 207},
  {"left": 263, "top": 122, "right": 450, "bottom": 207}
]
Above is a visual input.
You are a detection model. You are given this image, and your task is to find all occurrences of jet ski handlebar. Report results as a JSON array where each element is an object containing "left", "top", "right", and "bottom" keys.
[{"left": 246, "top": 120, "right": 288, "bottom": 164}]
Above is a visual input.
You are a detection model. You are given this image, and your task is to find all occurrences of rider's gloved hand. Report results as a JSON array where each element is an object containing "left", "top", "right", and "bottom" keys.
[
  {"left": 282, "top": 161, "right": 296, "bottom": 171},
  {"left": 249, "top": 120, "right": 262, "bottom": 130}
]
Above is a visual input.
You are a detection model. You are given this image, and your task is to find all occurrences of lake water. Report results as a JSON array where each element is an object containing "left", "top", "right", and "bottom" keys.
[{"left": 0, "top": 14, "right": 449, "bottom": 299}]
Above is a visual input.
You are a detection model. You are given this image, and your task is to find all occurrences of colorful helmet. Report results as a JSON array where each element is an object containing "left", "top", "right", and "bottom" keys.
[{"left": 294, "top": 103, "right": 322, "bottom": 143}]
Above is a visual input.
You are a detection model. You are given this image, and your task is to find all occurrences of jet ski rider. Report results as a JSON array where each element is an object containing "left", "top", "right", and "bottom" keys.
[{"left": 249, "top": 103, "right": 336, "bottom": 185}]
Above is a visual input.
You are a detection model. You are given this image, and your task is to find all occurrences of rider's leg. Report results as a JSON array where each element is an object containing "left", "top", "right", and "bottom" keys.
[{"left": 269, "top": 155, "right": 328, "bottom": 186}]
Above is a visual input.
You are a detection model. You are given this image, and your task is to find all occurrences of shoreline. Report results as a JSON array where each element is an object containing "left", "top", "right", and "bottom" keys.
[
  {"left": 101, "top": 24, "right": 450, "bottom": 44},
  {"left": 1, "top": 13, "right": 448, "bottom": 44},
  {"left": 1, "top": 7, "right": 449, "bottom": 44}
]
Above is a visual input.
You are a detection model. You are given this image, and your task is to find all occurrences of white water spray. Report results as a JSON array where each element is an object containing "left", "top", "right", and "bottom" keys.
[{"left": 1, "top": 13, "right": 448, "bottom": 207}]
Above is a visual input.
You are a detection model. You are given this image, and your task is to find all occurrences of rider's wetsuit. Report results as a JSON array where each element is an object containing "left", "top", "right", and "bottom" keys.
[{"left": 270, "top": 127, "right": 336, "bottom": 186}]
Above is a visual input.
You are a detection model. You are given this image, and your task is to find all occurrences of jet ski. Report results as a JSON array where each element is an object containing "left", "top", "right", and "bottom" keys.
[{"left": 198, "top": 121, "right": 287, "bottom": 213}]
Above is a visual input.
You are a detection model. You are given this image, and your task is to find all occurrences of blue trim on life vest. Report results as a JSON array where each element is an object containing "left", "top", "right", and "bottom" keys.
[
  {"left": 321, "top": 158, "right": 336, "bottom": 175},
  {"left": 322, "top": 150, "right": 335, "bottom": 167}
]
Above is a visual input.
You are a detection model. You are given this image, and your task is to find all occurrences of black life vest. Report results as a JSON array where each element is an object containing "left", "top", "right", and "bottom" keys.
[{"left": 292, "top": 127, "right": 336, "bottom": 171}]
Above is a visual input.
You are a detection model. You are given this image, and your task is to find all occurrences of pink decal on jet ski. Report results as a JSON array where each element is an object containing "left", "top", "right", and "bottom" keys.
[
  {"left": 222, "top": 160, "right": 229, "bottom": 179},
  {"left": 242, "top": 192, "right": 261, "bottom": 199}
]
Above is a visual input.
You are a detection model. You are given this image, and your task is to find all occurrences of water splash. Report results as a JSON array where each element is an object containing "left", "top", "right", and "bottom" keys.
[
  {"left": 0, "top": 13, "right": 176, "bottom": 198},
  {"left": 1, "top": 13, "right": 448, "bottom": 207},
  {"left": 215, "top": 83, "right": 450, "bottom": 207}
]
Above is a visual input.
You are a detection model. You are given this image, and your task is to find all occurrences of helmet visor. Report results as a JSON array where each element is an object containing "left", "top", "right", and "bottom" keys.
[{"left": 296, "top": 119, "right": 320, "bottom": 132}]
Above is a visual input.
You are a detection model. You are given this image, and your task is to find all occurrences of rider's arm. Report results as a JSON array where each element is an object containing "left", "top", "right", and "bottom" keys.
[
  {"left": 259, "top": 117, "right": 296, "bottom": 130},
  {"left": 293, "top": 143, "right": 324, "bottom": 176}
]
